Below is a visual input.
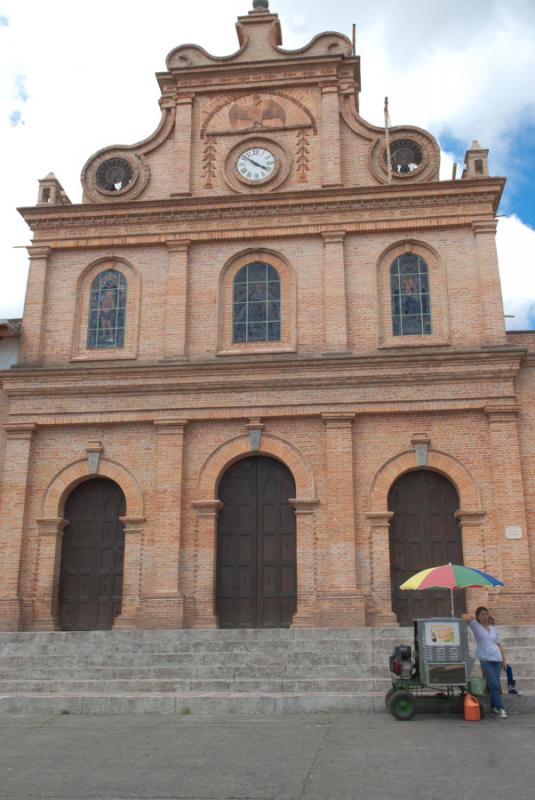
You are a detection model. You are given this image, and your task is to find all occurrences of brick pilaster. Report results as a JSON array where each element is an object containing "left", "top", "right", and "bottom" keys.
[
  {"left": 163, "top": 240, "right": 190, "bottom": 360},
  {"left": 485, "top": 404, "right": 535, "bottom": 622},
  {"left": 290, "top": 499, "right": 320, "bottom": 627},
  {"left": 365, "top": 512, "right": 398, "bottom": 626},
  {"left": 319, "top": 414, "right": 365, "bottom": 625},
  {"left": 172, "top": 94, "right": 194, "bottom": 196},
  {"left": 0, "top": 423, "right": 36, "bottom": 630},
  {"left": 31, "top": 517, "right": 68, "bottom": 630},
  {"left": 473, "top": 221, "right": 507, "bottom": 346},
  {"left": 114, "top": 517, "right": 146, "bottom": 629},
  {"left": 320, "top": 84, "right": 342, "bottom": 187},
  {"left": 19, "top": 246, "right": 51, "bottom": 366},
  {"left": 322, "top": 231, "right": 349, "bottom": 354},
  {"left": 139, "top": 419, "right": 188, "bottom": 628},
  {"left": 192, "top": 500, "right": 222, "bottom": 628}
]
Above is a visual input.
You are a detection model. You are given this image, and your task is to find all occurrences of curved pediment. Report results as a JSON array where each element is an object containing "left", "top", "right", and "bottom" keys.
[{"left": 166, "top": 11, "right": 352, "bottom": 70}]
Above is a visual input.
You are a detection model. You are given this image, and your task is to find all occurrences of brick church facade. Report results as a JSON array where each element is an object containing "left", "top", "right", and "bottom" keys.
[{"left": 1, "top": 0, "right": 535, "bottom": 632}]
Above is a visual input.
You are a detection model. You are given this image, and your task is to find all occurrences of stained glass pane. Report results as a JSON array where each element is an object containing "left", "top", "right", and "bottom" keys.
[
  {"left": 248, "top": 263, "right": 267, "bottom": 281},
  {"left": 390, "top": 254, "right": 431, "bottom": 336},
  {"left": 268, "top": 282, "right": 280, "bottom": 301},
  {"left": 234, "top": 324, "right": 247, "bottom": 342},
  {"left": 248, "top": 322, "right": 266, "bottom": 340},
  {"left": 249, "top": 302, "right": 266, "bottom": 322},
  {"left": 87, "top": 269, "right": 127, "bottom": 350},
  {"left": 232, "top": 262, "right": 281, "bottom": 343},
  {"left": 268, "top": 322, "right": 281, "bottom": 340},
  {"left": 268, "top": 302, "right": 280, "bottom": 321},
  {"left": 248, "top": 282, "right": 266, "bottom": 302},
  {"left": 234, "top": 283, "right": 247, "bottom": 302},
  {"left": 234, "top": 303, "right": 247, "bottom": 323},
  {"left": 235, "top": 267, "right": 248, "bottom": 284}
]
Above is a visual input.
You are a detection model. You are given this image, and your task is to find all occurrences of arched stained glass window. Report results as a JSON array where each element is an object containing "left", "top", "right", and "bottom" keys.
[
  {"left": 233, "top": 262, "right": 281, "bottom": 343},
  {"left": 87, "top": 269, "right": 127, "bottom": 349},
  {"left": 390, "top": 253, "right": 432, "bottom": 336}
]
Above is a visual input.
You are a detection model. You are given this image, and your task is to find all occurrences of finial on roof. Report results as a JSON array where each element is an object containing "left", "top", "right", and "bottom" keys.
[{"left": 252, "top": 0, "right": 269, "bottom": 10}]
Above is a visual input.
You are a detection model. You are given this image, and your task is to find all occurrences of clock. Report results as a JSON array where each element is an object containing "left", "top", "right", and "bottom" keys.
[{"left": 236, "top": 147, "right": 277, "bottom": 183}]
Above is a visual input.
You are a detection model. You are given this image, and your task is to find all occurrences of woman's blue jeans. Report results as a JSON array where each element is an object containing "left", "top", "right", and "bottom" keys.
[{"left": 481, "top": 660, "right": 504, "bottom": 710}]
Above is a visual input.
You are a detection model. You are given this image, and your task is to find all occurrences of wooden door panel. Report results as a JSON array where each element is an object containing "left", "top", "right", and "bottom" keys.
[
  {"left": 216, "top": 456, "right": 296, "bottom": 628},
  {"left": 389, "top": 471, "right": 465, "bottom": 625},
  {"left": 59, "top": 479, "right": 125, "bottom": 631}
]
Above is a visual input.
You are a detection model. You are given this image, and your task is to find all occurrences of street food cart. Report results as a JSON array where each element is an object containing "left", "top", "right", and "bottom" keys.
[{"left": 386, "top": 617, "right": 476, "bottom": 720}]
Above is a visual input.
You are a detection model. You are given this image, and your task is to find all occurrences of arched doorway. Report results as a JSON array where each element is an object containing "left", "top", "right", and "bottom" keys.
[
  {"left": 216, "top": 456, "right": 297, "bottom": 628},
  {"left": 388, "top": 470, "right": 465, "bottom": 625},
  {"left": 58, "top": 478, "right": 126, "bottom": 631}
]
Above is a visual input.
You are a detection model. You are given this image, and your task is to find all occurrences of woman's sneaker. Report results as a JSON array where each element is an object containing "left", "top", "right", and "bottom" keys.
[
  {"left": 492, "top": 707, "right": 508, "bottom": 718},
  {"left": 508, "top": 687, "right": 522, "bottom": 695}
]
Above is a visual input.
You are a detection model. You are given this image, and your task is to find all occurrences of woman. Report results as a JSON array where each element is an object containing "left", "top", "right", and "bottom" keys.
[{"left": 462, "top": 607, "right": 507, "bottom": 718}]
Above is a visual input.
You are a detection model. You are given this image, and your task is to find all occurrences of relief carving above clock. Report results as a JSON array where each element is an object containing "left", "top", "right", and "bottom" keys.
[
  {"left": 229, "top": 96, "right": 286, "bottom": 130},
  {"left": 201, "top": 91, "right": 317, "bottom": 139}
]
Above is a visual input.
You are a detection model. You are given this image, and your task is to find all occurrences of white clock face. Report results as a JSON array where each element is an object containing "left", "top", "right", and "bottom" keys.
[{"left": 236, "top": 148, "right": 276, "bottom": 182}]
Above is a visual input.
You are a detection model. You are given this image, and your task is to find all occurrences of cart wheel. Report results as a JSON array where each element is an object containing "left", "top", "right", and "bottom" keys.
[
  {"left": 388, "top": 690, "right": 417, "bottom": 721},
  {"left": 384, "top": 688, "right": 395, "bottom": 707}
]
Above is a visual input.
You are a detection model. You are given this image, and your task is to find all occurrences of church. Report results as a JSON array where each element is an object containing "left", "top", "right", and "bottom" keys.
[{"left": 1, "top": 0, "right": 534, "bottom": 635}]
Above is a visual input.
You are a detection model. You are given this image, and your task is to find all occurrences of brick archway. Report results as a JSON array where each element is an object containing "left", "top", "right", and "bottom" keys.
[
  {"left": 33, "top": 459, "right": 145, "bottom": 631},
  {"left": 197, "top": 433, "right": 316, "bottom": 502},
  {"left": 193, "top": 434, "right": 318, "bottom": 628},
  {"left": 366, "top": 449, "right": 485, "bottom": 626},
  {"left": 42, "top": 458, "right": 144, "bottom": 519},
  {"left": 369, "top": 449, "right": 481, "bottom": 513}
]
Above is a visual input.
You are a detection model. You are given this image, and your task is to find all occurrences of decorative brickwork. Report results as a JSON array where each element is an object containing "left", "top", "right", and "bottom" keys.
[{"left": 1, "top": 4, "right": 535, "bottom": 631}]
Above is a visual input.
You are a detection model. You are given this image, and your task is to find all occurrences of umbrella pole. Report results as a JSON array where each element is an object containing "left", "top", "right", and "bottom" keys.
[{"left": 450, "top": 588, "right": 455, "bottom": 617}]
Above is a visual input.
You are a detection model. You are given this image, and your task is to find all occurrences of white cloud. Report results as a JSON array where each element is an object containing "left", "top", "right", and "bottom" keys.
[{"left": 497, "top": 216, "right": 535, "bottom": 330}]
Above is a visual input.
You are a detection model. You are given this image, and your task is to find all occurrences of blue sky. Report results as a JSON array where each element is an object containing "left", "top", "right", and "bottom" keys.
[{"left": 1, "top": 0, "right": 535, "bottom": 328}]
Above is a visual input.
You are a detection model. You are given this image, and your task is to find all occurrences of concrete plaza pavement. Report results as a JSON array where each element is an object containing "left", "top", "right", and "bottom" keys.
[{"left": 0, "top": 711, "right": 533, "bottom": 800}]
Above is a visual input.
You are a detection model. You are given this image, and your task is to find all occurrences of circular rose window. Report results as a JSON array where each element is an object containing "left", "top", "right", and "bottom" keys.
[
  {"left": 96, "top": 158, "right": 135, "bottom": 192},
  {"left": 385, "top": 140, "right": 424, "bottom": 174}
]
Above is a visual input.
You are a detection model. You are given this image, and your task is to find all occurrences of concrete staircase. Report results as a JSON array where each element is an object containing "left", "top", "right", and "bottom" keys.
[{"left": 0, "top": 626, "right": 533, "bottom": 714}]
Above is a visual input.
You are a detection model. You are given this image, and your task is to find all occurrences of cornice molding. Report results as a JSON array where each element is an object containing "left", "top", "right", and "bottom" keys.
[
  {"left": 3, "top": 348, "right": 524, "bottom": 406},
  {"left": 18, "top": 179, "right": 504, "bottom": 242}
]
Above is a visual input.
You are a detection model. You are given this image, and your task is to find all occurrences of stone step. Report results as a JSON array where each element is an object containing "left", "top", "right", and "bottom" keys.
[
  {"left": 0, "top": 645, "right": 377, "bottom": 664},
  {"left": 0, "top": 640, "right": 379, "bottom": 658},
  {"left": 0, "top": 664, "right": 389, "bottom": 680},
  {"left": 1, "top": 627, "right": 534, "bottom": 716},
  {"left": 0, "top": 630, "right": 377, "bottom": 652},
  {"left": 0, "top": 691, "right": 533, "bottom": 716},
  {"left": 0, "top": 677, "right": 388, "bottom": 693}
]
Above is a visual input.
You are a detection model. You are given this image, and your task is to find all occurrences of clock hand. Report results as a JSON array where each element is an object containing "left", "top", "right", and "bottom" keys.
[{"left": 244, "top": 155, "right": 268, "bottom": 170}]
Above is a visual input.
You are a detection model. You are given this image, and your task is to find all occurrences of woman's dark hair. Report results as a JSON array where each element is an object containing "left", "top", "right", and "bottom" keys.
[{"left": 475, "top": 606, "right": 489, "bottom": 620}]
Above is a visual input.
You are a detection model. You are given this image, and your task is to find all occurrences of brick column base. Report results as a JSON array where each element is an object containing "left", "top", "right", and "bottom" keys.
[
  {"left": 490, "top": 591, "right": 535, "bottom": 625},
  {"left": 133, "top": 594, "right": 185, "bottom": 629},
  {"left": 318, "top": 591, "right": 365, "bottom": 627},
  {"left": 0, "top": 600, "right": 22, "bottom": 631}
]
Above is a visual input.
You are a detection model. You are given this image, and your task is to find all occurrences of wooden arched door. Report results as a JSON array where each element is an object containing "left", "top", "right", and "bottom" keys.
[
  {"left": 388, "top": 470, "right": 465, "bottom": 625},
  {"left": 58, "top": 478, "right": 126, "bottom": 630},
  {"left": 216, "top": 456, "right": 297, "bottom": 628}
]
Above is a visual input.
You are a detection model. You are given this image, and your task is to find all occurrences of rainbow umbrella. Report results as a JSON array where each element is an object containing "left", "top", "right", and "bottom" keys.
[{"left": 400, "top": 563, "right": 504, "bottom": 617}]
